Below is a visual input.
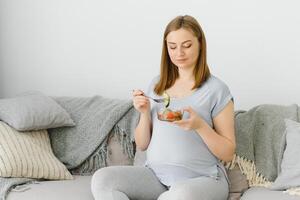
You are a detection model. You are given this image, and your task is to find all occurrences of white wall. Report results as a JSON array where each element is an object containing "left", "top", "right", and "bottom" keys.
[{"left": 0, "top": 0, "right": 300, "bottom": 110}]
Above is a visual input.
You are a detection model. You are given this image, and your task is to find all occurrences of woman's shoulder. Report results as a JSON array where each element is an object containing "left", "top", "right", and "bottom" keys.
[
  {"left": 205, "top": 74, "right": 231, "bottom": 93},
  {"left": 146, "top": 75, "right": 160, "bottom": 95},
  {"left": 150, "top": 75, "right": 160, "bottom": 85}
]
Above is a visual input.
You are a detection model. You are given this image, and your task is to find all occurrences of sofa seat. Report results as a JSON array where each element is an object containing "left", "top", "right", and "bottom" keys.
[
  {"left": 241, "top": 187, "right": 300, "bottom": 200},
  {"left": 7, "top": 175, "right": 93, "bottom": 200}
]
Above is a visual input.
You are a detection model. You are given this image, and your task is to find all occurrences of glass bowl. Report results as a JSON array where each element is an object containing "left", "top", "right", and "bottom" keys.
[{"left": 157, "top": 107, "right": 183, "bottom": 122}]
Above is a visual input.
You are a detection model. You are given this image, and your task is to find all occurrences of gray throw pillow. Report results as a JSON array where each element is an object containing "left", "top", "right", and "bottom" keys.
[
  {"left": 0, "top": 91, "right": 75, "bottom": 131},
  {"left": 270, "top": 119, "right": 300, "bottom": 190}
]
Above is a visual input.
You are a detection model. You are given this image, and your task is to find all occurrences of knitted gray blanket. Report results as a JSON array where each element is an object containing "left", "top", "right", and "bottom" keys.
[
  {"left": 49, "top": 96, "right": 139, "bottom": 173},
  {"left": 0, "top": 96, "right": 140, "bottom": 200},
  {"left": 232, "top": 104, "right": 300, "bottom": 184}
]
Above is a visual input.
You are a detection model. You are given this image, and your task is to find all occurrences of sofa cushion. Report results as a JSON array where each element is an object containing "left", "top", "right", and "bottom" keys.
[
  {"left": 271, "top": 119, "right": 300, "bottom": 190},
  {"left": 0, "top": 121, "right": 73, "bottom": 180},
  {"left": 0, "top": 91, "right": 75, "bottom": 131},
  {"left": 226, "top": 165, "right": 249, "bottom": 193},
  {"left": 6, "top": 175, "right": 93, "bottom": 200},
  {"left": 241, "top": 187, "right": 300, "bottom": 200},
  {"left": 106, "top": 133, "right": 133, "bottom": 166}
]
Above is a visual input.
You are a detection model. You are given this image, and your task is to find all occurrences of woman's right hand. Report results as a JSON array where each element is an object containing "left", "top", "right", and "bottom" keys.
[{"left": 132, "top": 89, "right": 150, "bottom": 114}]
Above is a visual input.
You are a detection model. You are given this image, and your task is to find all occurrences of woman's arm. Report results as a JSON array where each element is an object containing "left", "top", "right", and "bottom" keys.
[
  {"left": 196, "top": 101, "right": 235, "bottom": 162},
  {"left": 132, "top": 89, "right": 153, "bottom": 151},
  {"left": 134, "top": 112, "right": 152, "bottom": 151},
  {"left": 173, "top": 100, "right": 235, "bottom": 162}
]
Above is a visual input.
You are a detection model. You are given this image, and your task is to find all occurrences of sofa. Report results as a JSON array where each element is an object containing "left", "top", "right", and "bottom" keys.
[
  {"left": 1, "top": 92, "right": 300, "bottom": 200},
  {"left": 6, "top": 134, "right": 300, "bottom": 200}
]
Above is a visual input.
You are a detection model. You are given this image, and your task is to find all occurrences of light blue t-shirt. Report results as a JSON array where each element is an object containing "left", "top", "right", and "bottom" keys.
[{"left": 144, "top": 74, "right": 234, "bottom": 187}]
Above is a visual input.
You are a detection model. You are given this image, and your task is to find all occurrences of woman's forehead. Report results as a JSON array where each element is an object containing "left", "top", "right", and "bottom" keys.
[{"left": 166, "top": 28, "right": 196, "bottom": 43}]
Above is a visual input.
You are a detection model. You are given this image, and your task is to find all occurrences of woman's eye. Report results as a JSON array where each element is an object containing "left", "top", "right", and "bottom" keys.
[
  {"left": 169, "top": 46, "right": 176, "bottom": 50},
  {"left": 183, "top": 44, "right": 192, "bottom": 48}
]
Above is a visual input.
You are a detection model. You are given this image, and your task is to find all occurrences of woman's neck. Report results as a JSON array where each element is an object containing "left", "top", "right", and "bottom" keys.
[{"left": 177, "top": 67, "right": 195, "bottom": 82}]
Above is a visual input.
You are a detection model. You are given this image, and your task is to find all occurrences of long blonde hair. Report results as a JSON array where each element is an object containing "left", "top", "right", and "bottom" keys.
[{"left": 154, "top": 15, "right": 211, "bottom": 95}]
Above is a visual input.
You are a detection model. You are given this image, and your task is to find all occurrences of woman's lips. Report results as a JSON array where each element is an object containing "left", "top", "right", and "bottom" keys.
[{"left": 176, "top": 59, "right": 187, "bottom": 62}]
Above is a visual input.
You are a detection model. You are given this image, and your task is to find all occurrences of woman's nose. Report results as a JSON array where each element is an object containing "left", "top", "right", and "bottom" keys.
[{"left": 177, "top": 47, "right": 185, "bottom": 56}]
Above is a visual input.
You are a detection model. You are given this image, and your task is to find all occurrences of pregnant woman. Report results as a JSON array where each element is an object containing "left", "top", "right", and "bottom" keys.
[{"left": 91, "top": 15, "right": 235, "bottom": 200}]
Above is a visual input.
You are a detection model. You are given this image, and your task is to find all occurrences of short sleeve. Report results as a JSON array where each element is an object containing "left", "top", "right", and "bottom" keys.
[
  {"left": 145, "top": 75, "right": 160, "bottom": 96},
  {"left": 145, "top": 76, "right": 160, "bottom": 114},
  {"left": 210, "top": 77, "right": 234, "bottom": 118}
]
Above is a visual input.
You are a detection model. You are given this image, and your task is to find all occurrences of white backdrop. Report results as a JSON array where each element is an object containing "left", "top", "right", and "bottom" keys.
[{"left": 0, "top": 0, "right": 300, "bottom": 110}]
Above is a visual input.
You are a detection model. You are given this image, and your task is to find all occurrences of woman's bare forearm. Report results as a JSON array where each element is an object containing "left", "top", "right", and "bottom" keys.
[{"left": 134, "top": 112, "right": 152, "bottom": 151}]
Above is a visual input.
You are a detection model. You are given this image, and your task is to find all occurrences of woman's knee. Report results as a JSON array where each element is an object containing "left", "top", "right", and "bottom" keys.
[
  {"left": 158, "top": 184, "right": 196, "bottom": 200},
  {"left": 158, "top": 181, "right": 228, "bottom": 200}
]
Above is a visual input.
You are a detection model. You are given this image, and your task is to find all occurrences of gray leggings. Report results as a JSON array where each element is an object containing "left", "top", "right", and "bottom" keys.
[{"left": 91, "top": 166, "right": 229, "bottom": 200}]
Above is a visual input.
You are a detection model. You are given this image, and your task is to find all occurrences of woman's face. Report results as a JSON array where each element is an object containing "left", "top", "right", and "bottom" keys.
[{"left": 166, "top": 28, "right": 200, "bottom": 70}]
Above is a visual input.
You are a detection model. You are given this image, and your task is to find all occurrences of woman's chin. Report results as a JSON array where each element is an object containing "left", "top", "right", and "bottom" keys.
[{"left": 175, "top": 63, "right": 193, "bottom": 69}]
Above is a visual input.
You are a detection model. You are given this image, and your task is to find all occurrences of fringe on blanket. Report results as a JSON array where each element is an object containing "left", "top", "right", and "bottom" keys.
[
  {"left": 222, "top": 154, "right": 300, "bottom": 196},
  {"left": 222, "top": 154, "right": 272, "bottom": 187},
  {"left": 71, "top": 125, "right": 135, "bottom": 175},
  {"left": 113, "top": 125, "right": 135, "bottom": 160},
  {"left": 71, "top": 143, "right": 108, "bottom": 175}
]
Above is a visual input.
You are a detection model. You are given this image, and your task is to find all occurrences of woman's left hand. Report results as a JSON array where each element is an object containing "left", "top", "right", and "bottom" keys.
[{"left": 172, "top": 106, "right": 205, "bottom": 131}]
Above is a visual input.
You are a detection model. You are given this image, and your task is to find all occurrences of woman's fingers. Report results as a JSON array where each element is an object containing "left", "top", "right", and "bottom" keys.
[
  {"left": 132, "top": 90, "right": 150, "bottom": 103},
  {"left": 132, "top": 89, "right": 144, "bottom": 97},
  {"left": 135, "top": 99, "right": 149, "bottom": 107},
  {"left": 132, "top": 89, "right": 151, "bottom": 113},
  {"left": 133, "top": 96, "right": 149, "bottom": 105},
  {"left": 173, "top": 119, "right": 188, "bottom": 126},
  {"left": 135, "top": 96, "right": 149, "bottom": 101},
  {"left": 135, "top": 98, "right": 149, "bottom": 103}
]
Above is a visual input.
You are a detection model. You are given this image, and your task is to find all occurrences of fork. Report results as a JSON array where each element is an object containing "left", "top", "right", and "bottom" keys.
[{"left": 143, "top": 94, "right": 165, "bottom": 103}]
